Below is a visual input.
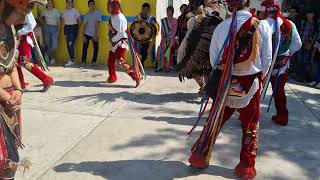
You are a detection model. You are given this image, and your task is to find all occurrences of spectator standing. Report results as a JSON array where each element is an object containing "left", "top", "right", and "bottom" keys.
[
  {"left": 81, "top": 0, "right": 102, "bottom": 67},
  {"left": 177, "top": 4, "right": 188, "bottom": 44},
  {"left": 309, "top": 24, "right": 320, "bottom": 88},
  {"left": 62, "top": 0, "right": 81, "bottom": 67},
  {"left": 296, "top": 10, "right": 318, "bottom": 81},
  {"left": 41, "top": 0, "right": 60, "bottom": 65},
  {"left": 155, "top": 6, "right": 178, "bottom": 72},
  {"left": 135, "top": 3, "right": 159, "bottom": 68}
]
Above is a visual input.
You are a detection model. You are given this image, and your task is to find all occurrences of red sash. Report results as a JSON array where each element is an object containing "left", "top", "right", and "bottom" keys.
[{"left": 274, "top": 56, "right": 289, "bottom": 69}]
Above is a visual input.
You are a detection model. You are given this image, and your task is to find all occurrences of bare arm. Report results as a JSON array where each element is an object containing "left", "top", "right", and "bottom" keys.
[
  {"left": 94, "top": 21, "right": 100, "bottom": 40},
  {"left": 7, "top": 66, "right": 23, "bottom": 112},
  {"left": 57, "top": 16, "right": 61, "bottom": 37},
  {"left": 10, "top": 66, "right": 22, "bottom": 90},
  {"left": 0, "top": 88, "right": 11, "bottom": 102},
  {"left": 82, "top": 21, "right": 87, "bottom": 37}
]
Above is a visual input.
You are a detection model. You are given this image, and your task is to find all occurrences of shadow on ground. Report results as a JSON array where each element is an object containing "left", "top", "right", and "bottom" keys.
[
  {"left": 53, "top": 81, "right": 133, "bottom": 89},
  {"left": 56, "top": 92, "right": 200, "bottom": 105},
  {"left": 53, "top": 160, "right": 236, "bottom": 180},
  {"left": 50, "top": 75, "right": 320, "bottom": 179}
]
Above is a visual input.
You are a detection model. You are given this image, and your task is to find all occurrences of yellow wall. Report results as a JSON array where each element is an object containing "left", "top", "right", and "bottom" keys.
[{"left": 38, "top": 0, "right": 157, "bottom": 66}]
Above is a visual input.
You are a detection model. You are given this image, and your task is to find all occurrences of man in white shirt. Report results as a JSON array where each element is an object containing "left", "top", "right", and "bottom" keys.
[
  {"left": 107, "top": 0, "right": 140, "bottom": 87},
  {"left": 17, "top": 12, "right": 54, "bottom": 92},
  {"left": 188, "top": 0, "right": 272, "bottom": 179},
  {"left": 261, "top": 0, "right": 302, "bottom": 126}
]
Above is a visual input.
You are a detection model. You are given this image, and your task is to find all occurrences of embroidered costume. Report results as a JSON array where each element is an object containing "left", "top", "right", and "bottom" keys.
[
  {"left": 155, "top": 13, "right": 178, "bottom": 71},
  {"left": 17, "top": 12, "right": 54, "bottom": 92},
  {"left": 188, "top": 1, "right": 273, "bottom": 179},
  {"left": 261, "top": 0, "right": 302, "bottom": 126},
  {"left": 107, "top": 0, "right": 141, "bottom": 87},
  {"left": 176, "top": 1, "right": 226, "bottom": 93},
  {"left": 0, "top": 0, "right": 47, "bottom": 178},
  {"left": 134, "top": 13, "right": 159, "bottom": 67}
]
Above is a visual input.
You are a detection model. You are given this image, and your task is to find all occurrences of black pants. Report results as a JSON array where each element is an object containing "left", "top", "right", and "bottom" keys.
[
  {"left": 140, "top": 42, "right": 150, "bottom": 67},
  {"left": 82, "top": 34, "right": 99, "bottom": 63}
]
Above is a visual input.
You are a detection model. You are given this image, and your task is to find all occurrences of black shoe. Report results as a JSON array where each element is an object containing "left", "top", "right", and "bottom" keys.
[
  {"left": 91, "top": 62, "right": 97, "bottom": 67},
  {"left": 80, "top": 62, "right": 87, "bottom": 68},
  {"left": 154, "top": 68, "right": 163, "bottom": 72}
]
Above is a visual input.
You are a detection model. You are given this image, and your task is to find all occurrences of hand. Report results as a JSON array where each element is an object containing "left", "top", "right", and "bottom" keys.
[
  {"left": 16, "top": 34, "right": 22, "bottom": 40},
  {"left": 83, "top": 35, "right": 87, "bottom": 43},
  {"left": 54, "top": 32, "right": 59, "bottom": 38},
  {"left": 93, "top": 34, "right": 98, "bottom": 42},
  {"left": 7, "top": 90, "right": 23, "bottom": 113},
  {"left": 171, "top": 41, "right": 174, "bottom": 47}
]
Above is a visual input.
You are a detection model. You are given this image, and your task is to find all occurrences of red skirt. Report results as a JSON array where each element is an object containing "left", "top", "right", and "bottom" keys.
[{"left": 0, "top": 88, "right": 22, "bottom": 179}]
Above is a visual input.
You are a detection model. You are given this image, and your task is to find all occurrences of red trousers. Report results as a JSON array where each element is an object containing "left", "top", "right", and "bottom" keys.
[
  {"left": 270, "top": 70, "right": 289, "bottom": 124},
  {"left": 18, "top": 34, "right": 53, "bottom": 88},
  {"left": 107, "top": 48, "right": 136, "bottom": 82},
  {"left": 189, "top": 90, "right": 261, "bottom": 178}
]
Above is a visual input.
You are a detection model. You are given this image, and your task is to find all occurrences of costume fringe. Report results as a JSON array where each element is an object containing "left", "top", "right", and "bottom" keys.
[
  {"left": 31, "top": 32, "right": 49, "bottom": 72},
  {"left": 261, "top": 19, "right": 280, "bottom": 99},
  {"left": 127, "top": 31, "right": 146, "bottom": 80},
  {"left": 189, "top": 11, "right": 238, "bottom": 158}
]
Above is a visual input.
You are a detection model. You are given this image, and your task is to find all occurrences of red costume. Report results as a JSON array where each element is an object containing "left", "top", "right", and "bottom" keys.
[
  {"left": 107, "top": 0, "right": 140, "bottom": 87},
  {"left": 262, "top": 0, "right": 302, "bottom": 126},
  {"left": 17, "top": 13, "right": 54, "bottom": 92},
  {"left": 1, "top": 0, "right": 47, "bottom": 178},
  {"left": 188, "top": 0, "right": 273, "bottom": 179}
]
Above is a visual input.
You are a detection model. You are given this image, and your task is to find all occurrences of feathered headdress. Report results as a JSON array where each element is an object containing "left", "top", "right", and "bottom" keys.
[
  {"left": 261, "top": 0, "right": 281, "bottom": 18},
  {"left": 6, "top": 0, "right": 47, "bottom": 10},
  {"left": 108, "top": 0, "right": 122, "bottom": 15},
  {"left": 224, "top": 0, "right": 247, "bottom": 8}
]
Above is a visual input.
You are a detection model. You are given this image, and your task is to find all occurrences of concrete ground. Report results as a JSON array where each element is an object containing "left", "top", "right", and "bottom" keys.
[{"left": 15, "top": 66, "right": 320, "bottom": 180}]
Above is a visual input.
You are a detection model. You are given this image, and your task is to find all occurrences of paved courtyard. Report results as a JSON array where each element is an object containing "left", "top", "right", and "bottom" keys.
[{"left": 15, "top": 66, "right": 320, "bottom": 180}]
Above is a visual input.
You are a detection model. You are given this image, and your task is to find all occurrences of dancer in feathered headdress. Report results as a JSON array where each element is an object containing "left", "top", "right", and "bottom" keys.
[
  {"left": 1, "top": 0, "right": 48, "bottom": 178},
  {"left": 261, "top": 0, "right": 302, "bottom": 126},
  {"left": 176, "top": 0, "right": 227, "bottom": 94},
  {"left": 107, "top": 0, "right": 143, "bottom": 87},
  {"left": 188, "top": 0, "right": 273, "bottom": 179}
]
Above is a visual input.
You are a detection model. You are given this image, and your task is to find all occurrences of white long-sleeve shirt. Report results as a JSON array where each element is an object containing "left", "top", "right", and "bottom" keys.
[
  {"left": 265, "top": 17, "right": 302, "bottom": 56},
  {"left": 17, "top": 12, "right": 36, "bottom": 36},
  {"left": 110, "top": 13, "right": 128, "bottom": 43},
  {"left": 210, "top": 10, "right": 273, "bottom": 78}
]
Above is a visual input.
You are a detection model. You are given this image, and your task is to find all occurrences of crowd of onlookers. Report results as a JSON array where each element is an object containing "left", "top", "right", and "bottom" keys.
[
  {"left": 284, "top": 7, "right": 320, "bottom": 88},
  {"left": 34, "top": 0, "right": 320, "bottom": 88},
  {"left": 35, "top": 0, "right": 100, "bottom": 67}
]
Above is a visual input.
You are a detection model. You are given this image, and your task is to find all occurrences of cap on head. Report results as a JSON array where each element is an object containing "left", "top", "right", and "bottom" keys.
[
  {"left": 261, "top": 0, "right": 280, "bottom": 8},
  {"left": 261, "top": 0, "right": 281, "bottom": 17},
  {"left": 108, "top": 0, "right": 122, "bottom": 14},
  {"left": 6, "top": 0, "right": 47, "bottom": 10}
]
